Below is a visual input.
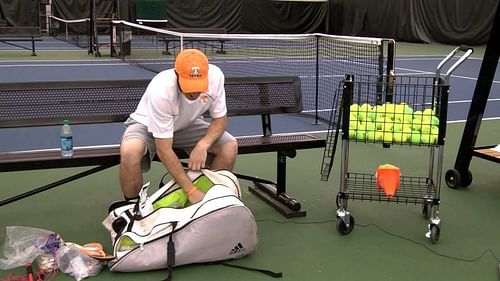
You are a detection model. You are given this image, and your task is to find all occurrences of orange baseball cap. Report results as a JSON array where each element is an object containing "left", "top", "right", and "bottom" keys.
[{"left": 175, "top": 49, "right": 209, "bottom": 94}]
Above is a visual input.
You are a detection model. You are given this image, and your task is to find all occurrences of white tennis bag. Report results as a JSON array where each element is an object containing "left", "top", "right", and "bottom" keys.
[{"left": 102, "top": 169, "right": 258, "bottom": 272}]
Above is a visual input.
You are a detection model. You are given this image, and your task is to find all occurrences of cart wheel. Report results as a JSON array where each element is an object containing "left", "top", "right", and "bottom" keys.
[
  {"left": 445, "top": 169, "right": 461, "bottom": 188},
  {"left": 461, "top": 170, "right": 473, "bottom": 187},
  {"left": 336, "top": 215, "right": 355, "bottom": 235},
  {"left": 445, "top": 169, "right": 473, "bottom": 188},
  {"left": 422, "top": 203, "right": 432, "bottom": 220},
  {"left": 429, "top": 224, "right": 440, "bottom": 244}
]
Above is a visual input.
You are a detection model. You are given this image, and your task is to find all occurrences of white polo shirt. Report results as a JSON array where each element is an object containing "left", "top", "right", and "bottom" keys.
[{"left": 130, "top": 64, "right": 227, "bottom": 139}]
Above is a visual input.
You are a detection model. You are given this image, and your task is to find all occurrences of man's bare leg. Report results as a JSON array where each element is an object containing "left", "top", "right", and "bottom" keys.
[
  {"left": 209, "top": 140, "right": 238, "bottom": 170},
  {"left": 120, "top": 138, "right": 147, "bottom": 199}
]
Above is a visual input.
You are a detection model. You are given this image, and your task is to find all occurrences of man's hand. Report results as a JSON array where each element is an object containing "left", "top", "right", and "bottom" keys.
[
  {"left": 188, "top": 143, "right": 208, "bottom": 170},
  {"left": 188, "top": 116, "right": 227, "bottom": 170},
  {"left": 187, "top": 188, "right": 205, "bottom": 204}
]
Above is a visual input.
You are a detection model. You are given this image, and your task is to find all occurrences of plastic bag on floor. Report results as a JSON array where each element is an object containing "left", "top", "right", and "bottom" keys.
[
  {"left": 0, "top": 226, "right": 103, "bottom": 281},
  {"left": 0, "top": 226, "right": 60, "bottom": 270},
  {"left": 56, "top": 244, "right": 102, "bottom": 281}
]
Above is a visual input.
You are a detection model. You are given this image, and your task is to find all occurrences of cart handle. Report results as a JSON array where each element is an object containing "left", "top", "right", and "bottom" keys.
[{"left": 436, "top": 46, "right": 474, "bottom": 83}]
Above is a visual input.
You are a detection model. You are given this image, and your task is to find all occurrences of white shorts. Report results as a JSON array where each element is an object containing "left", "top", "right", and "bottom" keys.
[{"left": 121, "top": 117, "right": 235, "bottom": 171}]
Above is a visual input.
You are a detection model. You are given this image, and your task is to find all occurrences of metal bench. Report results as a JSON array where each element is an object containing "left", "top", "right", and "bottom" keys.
[{"left": 0, "top": 76, "right": 325, "bottom": 217}]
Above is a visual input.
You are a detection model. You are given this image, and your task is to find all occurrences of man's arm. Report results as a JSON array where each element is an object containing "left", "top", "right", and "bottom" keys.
[
  {"left": 155, "top": 138, "right": 205, "bottom": 203},
  {"left": 188, "top": 115, "right": 228, "bottom": 170}
]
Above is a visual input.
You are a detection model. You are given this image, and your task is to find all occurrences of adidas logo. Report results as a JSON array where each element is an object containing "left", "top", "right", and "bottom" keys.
[{"left": 228, "top": 242, "right": 246, "bottom": 256}]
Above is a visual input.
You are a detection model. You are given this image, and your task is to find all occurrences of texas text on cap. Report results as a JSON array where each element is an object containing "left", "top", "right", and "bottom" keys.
[{"left": 175, "top": 49, "right": 209, "bottom": 94}]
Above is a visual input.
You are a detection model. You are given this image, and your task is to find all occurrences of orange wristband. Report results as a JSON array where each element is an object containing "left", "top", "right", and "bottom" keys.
[{"left": 186, "top": 187, "right": 197, "bottom": 197}]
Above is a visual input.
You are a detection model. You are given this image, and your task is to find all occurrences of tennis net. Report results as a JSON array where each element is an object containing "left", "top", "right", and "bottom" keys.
[
  {"left": 50, "top": 16, "right": 91, "bottom": 51},
  {"left": 110, "top": 20, "right": 395, "bottom": 124}
]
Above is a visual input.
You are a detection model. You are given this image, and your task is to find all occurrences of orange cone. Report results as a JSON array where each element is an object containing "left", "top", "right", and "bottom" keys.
[{"left": 375, "top": 164, "right": 401, "bottom": 198}]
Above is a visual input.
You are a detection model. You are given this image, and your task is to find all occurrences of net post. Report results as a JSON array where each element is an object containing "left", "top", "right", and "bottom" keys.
[
  {"left": 314, "top": 35, "right": 320, "bottom": 124},
  {"left": 385, "top": 39, "right": 396, "bottom": 104},
  {"left": 87, "top": 18, "right": 92, "bottom": 55},
  {"left": 377, "top": 43, "right": 385, "bottom": 104}
]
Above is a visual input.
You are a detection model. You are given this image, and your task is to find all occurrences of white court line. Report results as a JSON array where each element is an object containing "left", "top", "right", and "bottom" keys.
[
  {"left": 448, "top": 116, "right": 500, "bottom": 124},
  {"left": 396, "top": 66, "right": 500, "bottom": 84},
  {"left": 448, "top": 98, "right": 500, "bottom": 104},
  {"left": 397, "top": 56, "right": 483, "bottom": 61},
  {"left": 394, "top": 67, "right": 434, "bottom": 75},
  {"left": 0, "top": 62, "right": 131, "bottom": 67}
]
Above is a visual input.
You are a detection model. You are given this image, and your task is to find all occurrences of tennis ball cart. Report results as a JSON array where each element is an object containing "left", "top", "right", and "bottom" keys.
[{"left": 320, "top": 46, "right": 473, "bottom": 243}]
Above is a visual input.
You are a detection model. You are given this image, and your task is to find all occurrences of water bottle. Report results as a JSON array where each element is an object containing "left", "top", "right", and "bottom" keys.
[{"left": 60, "top": 119, "right": 73, "bottom": 157}]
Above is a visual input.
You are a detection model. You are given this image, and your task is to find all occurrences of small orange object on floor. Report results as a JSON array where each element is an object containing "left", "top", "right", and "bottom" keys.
[{"left": 375, "top": 164, "right": 401, "bottom": 198}]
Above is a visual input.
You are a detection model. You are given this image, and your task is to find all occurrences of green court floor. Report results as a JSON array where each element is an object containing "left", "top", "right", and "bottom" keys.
[{"left": 1, "top": 120, "right": 499, "bottom": 281}]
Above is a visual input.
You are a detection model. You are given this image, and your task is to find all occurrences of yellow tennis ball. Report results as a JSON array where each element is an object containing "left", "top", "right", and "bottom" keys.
[
  {"left": 392, "top": 122, "right": 403, "bottom": 132},
  {"left": 421, "top": 122, "right": 432, "bottom": 134},
  {"left": 350, "top": 120, "right": 360, "bottom": 130},
  {"left": 382, "top": 132, "right": 393, "bottom": 143},
  {"left": 403, "top": 104, "right": 414, "bottom": 115},
  {"left": 365, "top": 121, "right": 376, "bottom": 131},
  {"left": 359, "top": 103, "right": 372, "bottom": 111},
  {"left": 394, "top": 104, "right": 405, "bottom": 114},
  {"left": 431, "top": 126, "right": 439, "bottom": 135},
  {"left": 356, "top": 130, "right": 366, "bottom": 141},
  {"left": 421, "top": 116, "right": 439, "bottom": 133},
  {"left": 432, "top": 134, "right": 438, "bottom": 144},
  {"left": 368, "top": 111, "right": 377, "bottom": 122},
  {"left": 366, "top": 131, "right": 377, "bottom": 141},
  {"left": 430, "top": 127, "right": 439, "bottom": 143},
  {"left": 375, "top": 116, "right": 385, "bottom": 130},
  {"left": 393, "top": 132, "right": 407, "bottom": 143},
  {"left": 402, "top": 125, "right": 412, "bottom": 134},
  {"left": 401, "top": 113, "right": 413, "bottom": 127},
  {"left": 350, "top": 112, "right": 358, "bottom": 122},
  {"left": 382, "top": 117, "right": 394, "bottom": 132},
  {"left": 410, "top": 132, "right": 421, "bottom": 144},
  {"left": 348, "top": 129, "right": 356, "bottom": 139},
  {"left": 384, "top": 103, "right": 396, "bottom": 119},
  {"left": 422, "top": 108, "right": 434, "bottom": 117},
  {"left": 413, "top": 110, "right": 424, "bottom": 120},
  {"left": 430, "top": 115, "right": 440, "bottom": 126},
  {"left": 350, "top": 104, "right": 360, "bottom": 117},
  {"left": 420, "top": 133, "right": 433, "bottom": 144},
  {"left": 412, "top": 117, "right": 422, "bottom": 131},
  {"left": 372, "top": 105, "right": 385, "bottom": 118},
  {"left": 358, "top": 103, "right": 372, "bottom": 121},
  {"left": 358, "top": 112, "right": 367, "bottom": 122},
  {"left": 393, "top": 104, "right": 405, "bottom": 121}
]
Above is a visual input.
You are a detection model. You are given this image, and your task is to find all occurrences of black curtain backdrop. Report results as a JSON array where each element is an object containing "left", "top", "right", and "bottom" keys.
[
  {"left": 409, "top": 0, "right": 497, "bottom": 45},
  {"left": 3, "top": 0, "right": 497, "bottom": 45},
  {"left": 329, "top": 0, "right": 498, "bottom": 45},
  {"left": 164, "top": 0, "right": 242, "bottom": 31},
  {"left": 52, "top": 0, "right": 113, "bottom": 20},
  {"left": 0, "top": 0, "right": 39, "bottom": 27},
  {"left": 52, "top": 0, "right": 89, "bottom": 20},
  {"left": 240, "top": 0, "right": 327, "bottom": 33}
]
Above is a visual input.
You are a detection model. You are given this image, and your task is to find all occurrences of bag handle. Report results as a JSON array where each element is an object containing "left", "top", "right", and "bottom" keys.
[{"left": 161, "top": 221, "right": 177, "bottom": 281}]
